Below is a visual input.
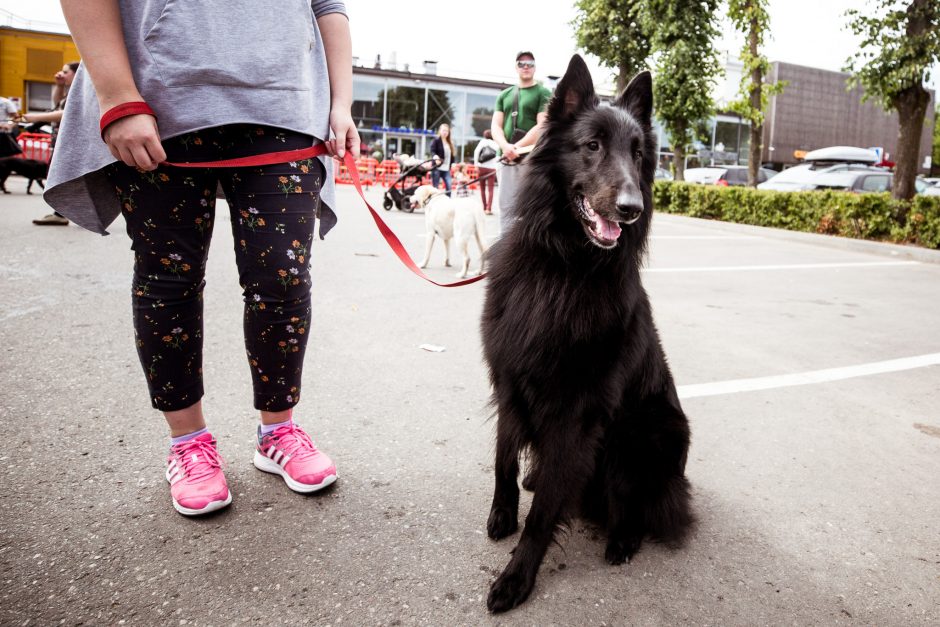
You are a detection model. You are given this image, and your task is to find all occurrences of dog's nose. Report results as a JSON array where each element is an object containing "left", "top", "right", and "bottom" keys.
[{"left": 617, "top": 203, "right": 643, "bottom": 224}]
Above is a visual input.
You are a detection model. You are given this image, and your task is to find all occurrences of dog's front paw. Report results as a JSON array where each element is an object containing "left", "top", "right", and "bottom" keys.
[
  {"left": 456, "top": 271, "right": 468, "bottom": 279},
  {"left": 444, "top": 260, "right": 452, "bottom": 267},
  {"left": 487, "top": 566, "right": 535, "bottom": 613},
  {"left": 487, "top": 505, "right": 518, "bottom": 540},
  {"left": 604, "top": 532, "right": 643, "bottom": 565}
]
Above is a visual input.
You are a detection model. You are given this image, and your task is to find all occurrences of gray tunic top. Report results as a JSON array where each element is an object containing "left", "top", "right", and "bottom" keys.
[{"left": 44, "top": 0, "right": 346, "bottom": 237}]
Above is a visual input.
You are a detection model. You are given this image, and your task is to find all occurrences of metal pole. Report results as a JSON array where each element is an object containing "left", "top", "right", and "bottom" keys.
[
  {"left": 710, "top": 118, "right": 717, "bottom": 166},
  {"left": 382, "top": 78, "right": 388, "bottom": 158}
]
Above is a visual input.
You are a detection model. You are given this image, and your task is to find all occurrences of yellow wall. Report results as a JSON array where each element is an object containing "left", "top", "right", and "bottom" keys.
[{"left": 0, "top": 26, "right": 80, "bottom": 112}]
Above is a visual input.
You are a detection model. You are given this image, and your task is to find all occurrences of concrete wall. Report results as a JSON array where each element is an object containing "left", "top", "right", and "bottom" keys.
[{"left": 762, "top": 62, "right": 934, "bottom": 171}]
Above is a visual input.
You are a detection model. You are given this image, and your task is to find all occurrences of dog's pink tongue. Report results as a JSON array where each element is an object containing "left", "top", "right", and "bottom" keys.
[{"left": 597, "top": 216, "right": 622, "bottom": 241}]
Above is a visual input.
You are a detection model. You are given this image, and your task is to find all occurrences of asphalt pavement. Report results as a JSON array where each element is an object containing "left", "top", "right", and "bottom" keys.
[{"left": 1, "top": 175, "right": 938, "bottom": 625}]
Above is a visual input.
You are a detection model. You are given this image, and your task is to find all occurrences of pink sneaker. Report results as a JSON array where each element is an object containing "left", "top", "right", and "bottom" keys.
[
  {"left": 165, "top": 432, "right": 232, "bottom": 516},
  {"left": 254, "top": 422, "right": 337, "bottom": 493}
]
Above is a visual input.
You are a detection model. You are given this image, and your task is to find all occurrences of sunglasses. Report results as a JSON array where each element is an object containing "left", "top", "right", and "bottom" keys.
[{"left": 516, "top": 61, "right": 535, "bottom": 69}]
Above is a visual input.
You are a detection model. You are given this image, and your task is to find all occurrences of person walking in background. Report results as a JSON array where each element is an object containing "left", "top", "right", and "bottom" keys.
[
  {"left": 44, "top": 0, "right": 359, "bottom": 517},
  {"left": 491, "top": 51, "right": 552, "bottom": 234},
  {"left": 19, "top": 62, "right": 79, "bottom": 225},
  {"left": 473, "top": 129, "right": 499, "bottom": 214},
  {"left": 429, "top": 122, "right": 455, "bottom": 196}
]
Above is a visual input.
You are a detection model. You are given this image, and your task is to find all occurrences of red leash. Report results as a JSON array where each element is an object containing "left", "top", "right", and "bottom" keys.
[{"left": 163, "top": 145, "right": 487, "bottom": 287}]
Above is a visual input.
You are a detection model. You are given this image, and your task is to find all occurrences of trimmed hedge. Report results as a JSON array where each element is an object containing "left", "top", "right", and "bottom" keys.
[{"left": 653, "top": 181, "right": 940, "bottom": 249}]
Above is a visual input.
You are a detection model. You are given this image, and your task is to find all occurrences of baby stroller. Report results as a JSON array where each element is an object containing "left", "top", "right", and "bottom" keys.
[{"left": 382, "top": 155, "right": 437, "bottom": 213}]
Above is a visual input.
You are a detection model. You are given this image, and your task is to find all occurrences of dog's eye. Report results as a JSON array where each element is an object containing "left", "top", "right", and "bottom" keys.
[
  {"left": 633, "top": 149, "right": 643, "bottom": 160},
  {"left": 587, "top": 141, "right": 600, "bottom": 152}
]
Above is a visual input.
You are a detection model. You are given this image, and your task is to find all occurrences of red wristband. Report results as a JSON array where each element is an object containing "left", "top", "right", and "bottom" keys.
[{"left": 99, "top": 101, "right": 157, "bottom": 140}]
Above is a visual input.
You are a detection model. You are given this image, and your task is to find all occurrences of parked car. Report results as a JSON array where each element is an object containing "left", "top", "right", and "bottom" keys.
[
  {"left": 683, "top": 165, "right": 777, "bottom": 186},
  {"left": 810, "top": 170, "right": 929, "bottom": 194},
  {"left": 655, "top": 167, "right": 674, "bottom": 181},
  {"left": 758, "top": 163, "right": 885, "bottom": 192}
]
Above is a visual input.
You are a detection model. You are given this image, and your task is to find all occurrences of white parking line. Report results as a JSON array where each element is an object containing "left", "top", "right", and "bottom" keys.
[
  {"left": 650, "top": 235, "right": 761, "bottom": 240},
  {"left": 643, "top": 261, "right": 920, "bottom": 273},
  {"left": 678, "top": 353, "right": 940, "bottom": 399}
]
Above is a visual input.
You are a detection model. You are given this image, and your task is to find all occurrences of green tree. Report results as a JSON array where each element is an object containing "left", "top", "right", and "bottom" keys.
[
  {"left": 728, "top": 0, "right": 786, "bottom": 187},
  {"left": 647, "top": 0, "right": 723, "bottom": 181},
  {"left": 572, "top": 0, "right": 653, "bottom": 92},
  {"left": 845, "top": 0, "right": 940, "bottom": 200}
]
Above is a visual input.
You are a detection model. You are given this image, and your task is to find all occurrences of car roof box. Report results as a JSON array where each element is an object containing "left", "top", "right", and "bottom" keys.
[{"left": 803, "top": 146, "right": 879, "bottom": 164}]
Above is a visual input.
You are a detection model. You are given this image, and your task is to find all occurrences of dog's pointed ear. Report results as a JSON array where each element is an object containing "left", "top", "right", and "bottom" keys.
[
  {"left": 615, "top": 71, "right": 653, "bottom": 127},
  {"left": 547, "top": 55, "right": 597, "bottom": 121}
]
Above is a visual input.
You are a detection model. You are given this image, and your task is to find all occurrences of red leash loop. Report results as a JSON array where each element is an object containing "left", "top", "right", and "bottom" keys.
[{"left": 163, "top": 145, "right": 486, "bottom": 288}]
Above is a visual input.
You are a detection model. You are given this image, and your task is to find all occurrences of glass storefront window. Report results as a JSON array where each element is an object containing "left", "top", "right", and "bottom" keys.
[
  {"left": 466, "top": 91, "right": 496, "bottom": 139},
  {"left": 385, "top": 80, "right": 425, "bottom": 130},
  {"left": 352, "top": 80, "right": 384, "bottom": 130},
  {"left": 350, "top": 73, "right": 502, "bottom": 163}
]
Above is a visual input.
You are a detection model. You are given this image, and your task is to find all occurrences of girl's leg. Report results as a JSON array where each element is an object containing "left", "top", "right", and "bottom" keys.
[
  {"left": 220, "top": 127, "right": 323, "bottom": 417},
  {"left": 106, "top": 157, "right": 217, "bottom": 420},
  {"left": 431, "top": 169, "right": 441, "bottom": 190}
]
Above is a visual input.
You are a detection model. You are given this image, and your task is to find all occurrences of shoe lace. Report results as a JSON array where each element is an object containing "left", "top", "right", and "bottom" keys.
[
  {"left": 171, "top": 437, "right": 224, "bottom": 481},
  {"left": 268, "top": 423, "right": 318, "bottom": 461}
]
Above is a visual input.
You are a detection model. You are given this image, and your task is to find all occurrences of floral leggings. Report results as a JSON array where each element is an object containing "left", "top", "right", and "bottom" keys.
[{"left": 106, "top": 125, "right": 326, "bottom": 412}]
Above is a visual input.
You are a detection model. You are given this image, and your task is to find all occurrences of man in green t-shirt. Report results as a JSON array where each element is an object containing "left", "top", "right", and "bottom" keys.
[{"left": 491, "top": 51, "right": 553, "bottom": 235}]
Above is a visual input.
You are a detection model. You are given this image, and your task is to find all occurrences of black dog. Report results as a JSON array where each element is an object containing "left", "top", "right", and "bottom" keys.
[
  {"left": 480, "top": 55, "right": 694, "bottom": 613},
  {"left": 0, "top": 158, "right": 49, "bottom": 194}
]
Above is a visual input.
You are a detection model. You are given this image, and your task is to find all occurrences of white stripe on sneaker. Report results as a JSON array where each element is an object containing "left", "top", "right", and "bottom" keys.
[
  {"left": 279, "top": 454, "right": 291, "bottom": 468},
  {"left": 266, "top": 445, "right": 276, "bottom": 459},
  {"left": 273, "top": 450, "right": 284, "bottom": 465}
]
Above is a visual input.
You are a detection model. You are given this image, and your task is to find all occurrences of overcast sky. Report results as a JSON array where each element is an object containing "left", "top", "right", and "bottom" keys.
[{"left": 3, "top": 0, "right": 932, "bottom": 92}]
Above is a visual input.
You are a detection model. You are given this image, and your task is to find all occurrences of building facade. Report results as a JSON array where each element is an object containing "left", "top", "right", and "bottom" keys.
[
  {"left": 762, "top": 62, "right": 935, "bottom": 171},
  {"left": 0, "top": 26, "right": 80, "bottom": 113}
]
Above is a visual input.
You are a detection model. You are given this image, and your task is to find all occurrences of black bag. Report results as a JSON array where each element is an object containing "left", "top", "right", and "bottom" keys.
[{"left": 478, "top": 145, "right": 497, "bottom": 163}]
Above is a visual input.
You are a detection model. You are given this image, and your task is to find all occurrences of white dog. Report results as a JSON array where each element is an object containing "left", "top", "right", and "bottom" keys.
[{"left": 411, "top": 185, "right": 489, "bottom": 278}]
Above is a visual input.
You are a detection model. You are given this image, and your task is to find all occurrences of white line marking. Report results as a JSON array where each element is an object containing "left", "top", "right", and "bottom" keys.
[
  {"left": 643, "top": 261, "right": 920, "bottom": 273},
  {"left": 678, "top": 353, "right": 940, "bottom": 399}
]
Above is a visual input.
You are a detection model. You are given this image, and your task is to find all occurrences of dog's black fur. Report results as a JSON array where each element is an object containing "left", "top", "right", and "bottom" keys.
[
  {"left": 0, "top": 158, "right": 49, "bottom": 194},
  {"left": 480, "top": 55, "right": 694, "bottom": 613}
]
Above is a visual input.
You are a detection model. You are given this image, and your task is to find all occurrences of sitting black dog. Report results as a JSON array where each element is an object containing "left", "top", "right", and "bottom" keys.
[{"left": 0, "top": 158, "right": 49, "bottom": 194}]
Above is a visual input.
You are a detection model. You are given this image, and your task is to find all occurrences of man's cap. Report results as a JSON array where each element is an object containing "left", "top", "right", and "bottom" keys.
[{"left": 515, "top": 51, "right": 535, "bottom": 61}]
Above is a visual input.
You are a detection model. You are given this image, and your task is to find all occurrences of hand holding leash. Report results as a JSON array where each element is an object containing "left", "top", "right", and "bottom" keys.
[
  {"left": 500, "top": 145, "right": 534, "bottom": 165},
  {"left": 326, "top": 109, "right": 360, "bottom": 160},
  {"left": 100, "top": 101, "right": 165, "bottom": 171}
]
